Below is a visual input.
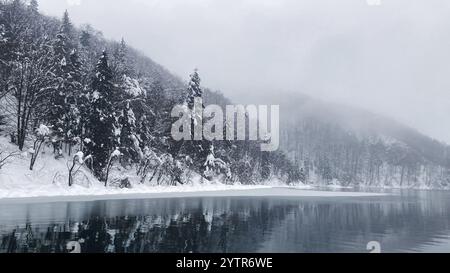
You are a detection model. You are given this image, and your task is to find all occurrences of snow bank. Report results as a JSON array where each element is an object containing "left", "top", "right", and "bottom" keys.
[
  {"left": 0, "top": 186, "right": 387, "bottom": 203},
  {"left": 0, "top": 180, "right": 273, "bottom": 200},
  {"left": 0, "top": 136, "right": 273, "bottom": 200}
]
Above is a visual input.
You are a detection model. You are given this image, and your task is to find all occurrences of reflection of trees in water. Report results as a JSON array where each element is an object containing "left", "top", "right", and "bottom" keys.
[
  {"left": 1, "top": 223, "right": 79, "bottom": 253},
  {"left": 260, "top": 199, "right": 450, "bottom": 252},
  {"left": 1, "top": 195, "right": 450, "bottom": 253},
  {"left": 0, "top": 199, "right": 291, "bottom": 253}
]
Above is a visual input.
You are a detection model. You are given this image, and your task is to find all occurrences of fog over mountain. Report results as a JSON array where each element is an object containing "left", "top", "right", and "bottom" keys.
[{"left": 36, "top": 0, "right": 450, "bottom": 144}]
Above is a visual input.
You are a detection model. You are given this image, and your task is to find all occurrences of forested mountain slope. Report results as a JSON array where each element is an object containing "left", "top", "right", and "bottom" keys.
[
  {"left": 0, "top": 0, "right": 300, "bottom": 188},
  {"left": 275, "top": 94, "right": 450, "bottom": 188}
]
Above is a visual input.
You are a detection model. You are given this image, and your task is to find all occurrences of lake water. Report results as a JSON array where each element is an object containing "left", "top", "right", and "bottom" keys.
[{"left": 1, "top": 188, "right": 450, "bottom": 253}]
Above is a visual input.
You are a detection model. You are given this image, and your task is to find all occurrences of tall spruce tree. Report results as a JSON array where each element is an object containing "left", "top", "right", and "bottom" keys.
[
  {"left": 48, "top": 10, "right": 77, "bottom": 154},
  {"left": 66, "top": 49, "right": 83, "bottom": 150},
  {"left": 118, "top": 101, "right": 138, "bottom": 165},
  {"left": 85, "top": 51, "right": 117, "bottom": 179},
  {"left": 77, "top": 26, "right": 95, "bottom": 151},
  {"left": 186, "top": 69, "right": 202, "bottom": 109},
  {"left": 179, "top": 69, "right": 211, "bottom": 176},
  {"left": 111, "top": 38, "right": 141, "bottom": 164}
]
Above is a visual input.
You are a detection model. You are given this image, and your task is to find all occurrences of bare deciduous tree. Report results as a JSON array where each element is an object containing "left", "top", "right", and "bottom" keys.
[
  {"left": 0, "top": 150, "right": 19, "bottom": 169},
  {"left": 29, "top": 124, "right": 49, "bottom": 170},
  {"left": 67, "top": 151, "right": 92, "bottom": 187}
]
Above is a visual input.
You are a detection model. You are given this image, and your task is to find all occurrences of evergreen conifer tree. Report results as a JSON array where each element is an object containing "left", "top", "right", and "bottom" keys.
[
  {"left": 48, "top": 10, "right": 76, "bottom": 154},
  {"left": 85, "top": 51, "right": 117, "bottom": 179}
]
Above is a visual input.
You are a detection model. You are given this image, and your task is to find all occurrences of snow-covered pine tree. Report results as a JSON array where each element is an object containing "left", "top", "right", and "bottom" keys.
[
  {"left": 186, "top": 68, "right": 202, "bottom": 109},
  {"left": 110, "top": 38, "right": 144, "bottom": 165},
  {"left": 137, "top": 80, "right": 166, "bottom": 147},
  {"left": 185, "top": 69, "right": 203, "bottom": 142},
  {"left": 178, "top": 69, "right": 211, "bottom": 176},
  {"left": 130, "top": 80, "right": 171, "bottom": 177},
  {"left": 66, "top": 49, "right": 83, "bottom": 151},
  {"left": 77, "top": 26, "right": 96, "bottom": 152},
  {"left": 118, "top": 100, "right": 139, "bottom": 165},
  {"left": 111, "top": 38, "right": 133, "bottom": 103},
  {"left": 48, "top": 10, "right": 78, "bottom": 155},
  {"left": 85, "top": 51, "right": 117, "bottom": 180},
  {"left": 113, "top": 38, "right": 131, "bottom": 78}
]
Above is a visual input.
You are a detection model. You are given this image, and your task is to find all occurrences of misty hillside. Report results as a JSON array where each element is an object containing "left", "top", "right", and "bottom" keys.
[{"left": 274, "top": 93, "right": 450, "bottom": 188}]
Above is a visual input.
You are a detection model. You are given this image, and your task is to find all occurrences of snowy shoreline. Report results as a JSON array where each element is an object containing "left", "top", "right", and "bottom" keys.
[{"left": 0, "top": 185, "right": 389, "bottom": 204}]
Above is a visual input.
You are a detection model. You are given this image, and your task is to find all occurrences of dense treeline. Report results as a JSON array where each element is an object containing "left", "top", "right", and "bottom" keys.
[{"left": 0, "top": 0, "right": 301, "bottom": 186}]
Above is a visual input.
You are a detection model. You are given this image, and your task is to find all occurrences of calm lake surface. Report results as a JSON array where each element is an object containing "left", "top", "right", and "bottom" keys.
[{"left": 1, "top": 188, "right": 450, "bottom": 253}]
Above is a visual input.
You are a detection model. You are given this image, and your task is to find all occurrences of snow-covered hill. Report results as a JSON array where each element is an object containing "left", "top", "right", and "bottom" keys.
[{"left": 274, "top": 93, "right": 450, "bottom": 188}]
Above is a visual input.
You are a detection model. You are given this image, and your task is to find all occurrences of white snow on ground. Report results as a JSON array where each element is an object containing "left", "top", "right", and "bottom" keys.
[
  {"left": 0, "top": 136, "right": 387, "bottom": 202},
  {"left": 0, "top": 187, "right": 387, "bottom": 204}
]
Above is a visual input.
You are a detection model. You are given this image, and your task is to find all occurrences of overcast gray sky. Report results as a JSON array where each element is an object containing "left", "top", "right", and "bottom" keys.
[{"left": 37, "top": 0, "right": 450, "bottom": 144}]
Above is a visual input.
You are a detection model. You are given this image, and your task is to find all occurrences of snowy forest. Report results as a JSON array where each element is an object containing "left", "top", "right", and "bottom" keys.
[
  {"left": 277, "top": 94, "right": 450, "bottom": 188},
  {"left": 1, "top": 0, "right": 449, "bottom": 191},
  {"left": 0, "top": 0, "right": 301, "bottom": 189}
]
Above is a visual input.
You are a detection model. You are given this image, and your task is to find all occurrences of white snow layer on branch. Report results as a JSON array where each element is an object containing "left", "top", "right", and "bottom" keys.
[
  {"left": 123, "top": 75, "right": 144, "bottom": 97},
  {"left": 36, "top": 124, "right": 50, "bottom": 136},
  {"left": 111, "top": 149, "right": 122, "bottom": 158},
  {"left": 73, "top": 151, "right": 93, "bottom": 164}
]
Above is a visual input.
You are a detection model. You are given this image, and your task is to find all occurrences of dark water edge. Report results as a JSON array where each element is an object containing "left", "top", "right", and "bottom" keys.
[{"left": 1, "top": 189, "right": 450, "bottom": 253}]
